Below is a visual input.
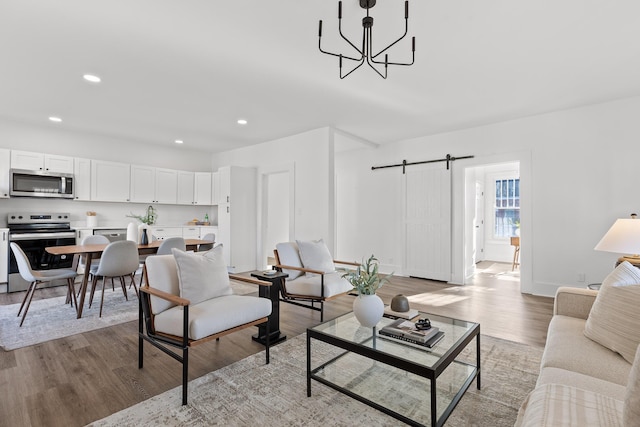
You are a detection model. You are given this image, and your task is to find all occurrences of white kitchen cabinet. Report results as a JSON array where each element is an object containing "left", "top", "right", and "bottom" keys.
[
  {"left": 199, "top": 226, "right": 218, "bottom": 239},
  {"left": 182, "top": 227, "right": 200, "bottom": 239},
  {"left": 11, "top": 150, "right": 74, "bottom": 173},
  {"left": 148, "top": 227, "right": 183, "bottom": 241},
  {"left": 176, "top": 171, "right": 195, "bottom": 205},
  {"left": 217, "top": 166, "right": 256, "bottom": 272},
  {"left": 130, "top": 165, "right": 155, "bottom": 203},
  {"left": 0, "top": 228, "right": 8, "bottom": 283},
  {"left": 155, "top": 168, "right": 178, "bottom": 204},
  {"left": 73, "top": 157, "right": 91, "bottom": 201},
  {"left": 211, "top": 171, "right": 220, "bottom": 205},
  {"left": 0, "top": 149, "right": 10, "bottom": 198},
  {"left": 177, "top": 171, "right": 211, "bottom": 205},
  {"left": 76, "top": 228, "right": 93, "bottom": 244},
  {"left": 91, "top": 160, "right": 130, "bottom": 202},
  {"left": 130, "top": 166, "right": 178, "bottom": 204},
  {"left": 194, "top": 172, "right": 212, "bottom": 205}
]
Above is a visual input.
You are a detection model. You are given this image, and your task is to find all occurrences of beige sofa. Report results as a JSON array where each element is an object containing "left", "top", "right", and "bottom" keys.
[{"left": 515, "top": 287, "right": 635, "bottom": 426}]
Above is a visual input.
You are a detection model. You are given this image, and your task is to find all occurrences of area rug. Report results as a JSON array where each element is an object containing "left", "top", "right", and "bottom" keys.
[
  {"left": 90, "top": 334, "right": 543, "bottom": 426},
  {"left": 0, "top": 280, "right": 258, "bottom": 351}
]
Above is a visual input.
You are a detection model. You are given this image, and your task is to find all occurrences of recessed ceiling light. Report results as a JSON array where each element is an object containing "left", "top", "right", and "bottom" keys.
[
  {"left": 174, "top": 140, "right": 184, "bottom": 144},
  {"left": 83, "top": 74, "right": 101, "bottom": 83},
  {"left": 49, "top": 116, "right": 62, "bottom": 123},
  {"left": 237, "top": 119, "right": 248, "bottom": 125}
]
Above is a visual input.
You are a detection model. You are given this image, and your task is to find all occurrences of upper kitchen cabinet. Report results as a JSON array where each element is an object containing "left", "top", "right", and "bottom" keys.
[
  {"left": 0, "top": 149, "right": 9, "bottom": 198},
  {"left": 91, "top": 160, "right": 130, "bottom": 202},
  {"left": 130, "top": 165, "right": 177, "bottom": 204},
  {"left": 176, "top": 171, "right": 195, "bottom": 205},
  {"left": 176, "top": 171, "right": 212, "bottom": 205},
  {"left": 11, "top": 150, "right": 74, "bottom": 174},
  {"left": 194, "top": 172, "right": 212, "bottom": 205},
  {"left": 74, "top": 157, "right": 91, "bottom": 201}
]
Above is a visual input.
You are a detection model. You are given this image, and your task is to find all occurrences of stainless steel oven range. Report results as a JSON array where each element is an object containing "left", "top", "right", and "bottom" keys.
[{"left": 8, "top": 212, "right": 76, "bottom": 292}]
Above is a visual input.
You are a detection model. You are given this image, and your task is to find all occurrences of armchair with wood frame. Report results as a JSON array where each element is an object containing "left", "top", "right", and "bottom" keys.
[
  {"left": 273, "top": 240, "right": 359, "bottom": 322},
  {"left": 138, "top": 246, "right": 272, "bottom": 405}
]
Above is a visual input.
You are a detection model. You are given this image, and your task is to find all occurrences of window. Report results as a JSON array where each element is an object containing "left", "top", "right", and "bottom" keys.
[{"left": 494, "top": 178, "right": 519, "bottom": 238}]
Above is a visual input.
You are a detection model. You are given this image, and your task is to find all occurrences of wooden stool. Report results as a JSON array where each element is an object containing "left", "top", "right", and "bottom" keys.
[{"left": 511, "top": 236, "right": 520, "bottom": 270}]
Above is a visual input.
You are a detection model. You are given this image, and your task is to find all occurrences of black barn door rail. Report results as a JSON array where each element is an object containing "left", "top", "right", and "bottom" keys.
[{"left": 372, "top": 153, "right": 474, "bottom": 174}]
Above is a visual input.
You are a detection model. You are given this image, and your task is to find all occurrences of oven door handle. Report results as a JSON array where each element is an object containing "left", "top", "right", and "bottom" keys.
[{"left": 10, "top": 232, "right": 77, "bottom": 241}]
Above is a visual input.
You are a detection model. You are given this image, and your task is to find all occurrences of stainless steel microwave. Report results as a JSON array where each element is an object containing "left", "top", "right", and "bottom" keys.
[{"left": 9, "top": 169, "right": 75, "bottom": 199}]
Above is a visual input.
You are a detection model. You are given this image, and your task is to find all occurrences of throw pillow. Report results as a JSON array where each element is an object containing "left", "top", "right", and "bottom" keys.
[
  {"left": 172, "top": 245, "right": 231, "bottom": 305},
  {"left": 624, "top": 344, "right": 640, "bottom": 425},
  {"left": 275, "top": 242, "right": 304, "bottom": 280},
  {"left": 584, "top": 261, "right": 640, "bottom": 363},
  {"left": 296, "top": 239, "right": 335, "bottom": 276}
]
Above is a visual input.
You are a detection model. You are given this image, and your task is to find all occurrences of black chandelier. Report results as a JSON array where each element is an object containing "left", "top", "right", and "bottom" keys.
[{"left": 318, "top": 0, "right": 416, "bottom": 79}]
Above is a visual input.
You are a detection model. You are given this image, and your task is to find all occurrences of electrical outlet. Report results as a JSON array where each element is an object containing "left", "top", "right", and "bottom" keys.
[{"left": 577, "top": 273, "right": 585, "bottom": 282}]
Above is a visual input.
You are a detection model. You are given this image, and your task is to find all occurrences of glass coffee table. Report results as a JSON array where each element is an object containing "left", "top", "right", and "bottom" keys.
[{"left": 307, "top": 311, "right": 480, "bottom": 427}]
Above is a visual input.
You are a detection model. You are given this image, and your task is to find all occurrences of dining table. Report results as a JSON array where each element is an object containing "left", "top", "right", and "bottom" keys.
[{"left": 45, "top": 239, "right": 211, "bottom": 318}]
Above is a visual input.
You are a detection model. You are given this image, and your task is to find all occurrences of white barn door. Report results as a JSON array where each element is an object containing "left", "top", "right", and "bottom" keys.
[{"left": 404, "top": 164, "right": 452, "bottom": 281}]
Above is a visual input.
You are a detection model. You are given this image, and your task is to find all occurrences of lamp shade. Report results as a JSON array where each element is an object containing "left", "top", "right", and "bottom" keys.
[{"left": 594, "top": 219, "right": 640, "bottom": 255}]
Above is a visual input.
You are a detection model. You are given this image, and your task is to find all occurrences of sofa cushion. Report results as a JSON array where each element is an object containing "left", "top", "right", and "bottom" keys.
[
  {"left": 542, "top": 315, "right": 631, "bottom": 386},
  {"left": 624, "top": 344, "right": 640, "bottom": 426},
  {"left": 154, "top": 294, "right": 272, "bottom": 340},
  {"left": 296, "top": 239, "right": 335, "bottom": 276},
  {"left": 537, "top": 367, "right": 627, "bottom": 401},
  {"left": 514, "top": 383, "right": 623, "bottom": 427},
  {"left": 584, "top": 261, "right": 640, "bottom": 364},
  {"left": 144, "top": 254, "right": 180, "bottom": 315},
  {"left": 172, "top": 245, "right": 231, "bottom": 306},
  {"left": 284, "top": 271, "right": 352, "bottom": 298},
  {"left": 275, "top": 242, "right": 303, "bottom": 280}
]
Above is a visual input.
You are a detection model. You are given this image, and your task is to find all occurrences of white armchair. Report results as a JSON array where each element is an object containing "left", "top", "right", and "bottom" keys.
[
  {"left": 138, "top": 245, "right": 272, "bottom": 405},
  {"left": 274, "top": 240, "right": 359, "bottom": 322}
]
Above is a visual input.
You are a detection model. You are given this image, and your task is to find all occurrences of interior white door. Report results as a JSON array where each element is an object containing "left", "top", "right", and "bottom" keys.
[
  {"left": 473, "top": 181, "right": 485, "bottom": 264},
  {"left": 263, "top": 171, "right": 290, "bottom": 268},
  {"left": 404, "top": 164, "right": 451, "bottom": 281}
]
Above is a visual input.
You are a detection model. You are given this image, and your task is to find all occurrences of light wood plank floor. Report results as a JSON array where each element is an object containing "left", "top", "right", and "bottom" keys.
[{"left": 0, "top": 262, "right": 552, "bottom": 427}]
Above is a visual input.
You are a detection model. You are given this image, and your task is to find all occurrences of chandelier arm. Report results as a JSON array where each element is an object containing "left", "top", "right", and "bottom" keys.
[
  {"left": 371, "top": 18, "right": 409, "bottom": 61},
  {"left": 338, "top": 15, "right": 364, "bottom": 56},
  {"left": 319, "top": 21, "right": 363, "bottom": 62},
  {"left": 364, "top": 29, "right": 387, "bottom": 79},
  {"left": 341, "top": 58, "right": 366, "bottom": 79}
]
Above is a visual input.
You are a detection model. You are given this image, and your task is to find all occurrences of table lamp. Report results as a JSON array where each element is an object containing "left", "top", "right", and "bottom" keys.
[{"left": 594, "top": 214, "right": 640, "bottom": 266}]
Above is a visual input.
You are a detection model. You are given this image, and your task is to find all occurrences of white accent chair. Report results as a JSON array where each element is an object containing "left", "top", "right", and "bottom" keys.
[
  {"left": 273, "top": 240, "right": 359, "bottom": 322},
  {"left": 138, "top": 245, "right": 272, "bottom": 405},
  {"left": 10, "top": 243, "right": 78, "bottom": 326}
]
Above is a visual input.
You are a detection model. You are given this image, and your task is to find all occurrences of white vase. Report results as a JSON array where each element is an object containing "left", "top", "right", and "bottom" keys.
[{"left": 352, "top": 294, "right": 384, "bottom": 327}]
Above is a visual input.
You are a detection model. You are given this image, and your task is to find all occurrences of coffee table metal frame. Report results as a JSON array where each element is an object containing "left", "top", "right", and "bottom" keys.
[{"left": 306, "top": 311, "right": 480, "bottom": 427}]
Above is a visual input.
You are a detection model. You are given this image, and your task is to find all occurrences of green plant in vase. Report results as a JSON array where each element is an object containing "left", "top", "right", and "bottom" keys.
[{"left": 343, "top": 255, "right": 393, "bottom": 327}]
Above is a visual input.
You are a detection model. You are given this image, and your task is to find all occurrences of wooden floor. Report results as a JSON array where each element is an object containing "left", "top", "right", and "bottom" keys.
[{"left": 0, "top": 262, "right": 553, "bottom": 427}]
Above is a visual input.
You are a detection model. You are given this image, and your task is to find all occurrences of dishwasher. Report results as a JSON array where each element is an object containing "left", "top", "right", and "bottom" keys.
[{"left": 93, "top": 228, "right": 127, "bottom": 242}]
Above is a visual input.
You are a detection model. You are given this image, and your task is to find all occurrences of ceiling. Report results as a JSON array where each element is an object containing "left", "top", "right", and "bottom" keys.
[{"left": 2, "top": 1, "right": 640, "bottom": 153}]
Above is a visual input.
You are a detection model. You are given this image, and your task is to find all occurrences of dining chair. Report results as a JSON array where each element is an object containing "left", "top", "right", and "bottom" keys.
[
  {"left": 10, "top": 243, "right": 79, "bottom": 326},
  {"left": 199, "top": 233, "right": 215, "bottom": 251},
  {"left": 138, "top": 237, "right": 186, "bottom": 287},
  {"left": 78, "top": 234, "right": 110, "bottom": 288},
  {"left": 511, "top": 236, "right": 520, "bottom": 271},
  {"left": 89, "top": 240, "right": 140, "bottom": 317}
]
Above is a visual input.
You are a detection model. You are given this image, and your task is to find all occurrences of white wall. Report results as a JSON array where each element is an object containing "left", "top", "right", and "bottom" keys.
[
  {"left": 213, "top": 127, "right": 335, "bottom": 255},
  {"left": 336, "top": 96, "right": 640, "bottom": 297},
  {"left": 0, "top": 119, "right": 215, "bottom": 228}
]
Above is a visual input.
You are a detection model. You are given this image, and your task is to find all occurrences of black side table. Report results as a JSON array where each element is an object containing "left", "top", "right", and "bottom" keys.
[{"left": 250, "top": 271, "right": 288, "bottom": 345}]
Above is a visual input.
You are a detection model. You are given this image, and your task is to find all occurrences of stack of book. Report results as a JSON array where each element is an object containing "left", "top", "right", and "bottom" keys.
[
  {"left": 379, "top": 319, "right": 445, "bottom": 348},
  {"left": 383, "top": 305, "right": 419, "bottom": 320}
]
